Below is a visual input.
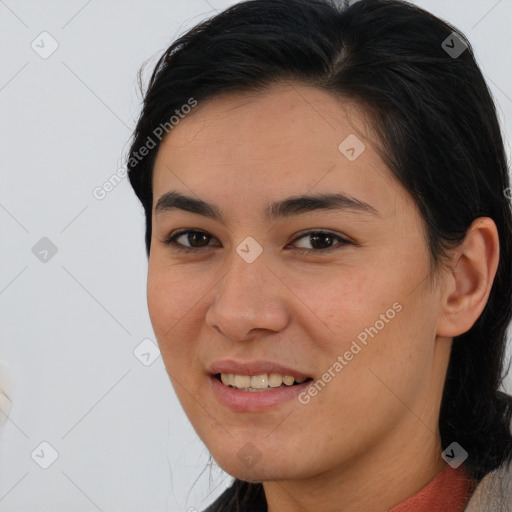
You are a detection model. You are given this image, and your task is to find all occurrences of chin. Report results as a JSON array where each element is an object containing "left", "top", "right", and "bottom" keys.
[
  {"left": 216, "top": 461, "right": 285, "bottom": 483},
  {"left": 209, "top": 446, "right": 303, "bottom": 483}
]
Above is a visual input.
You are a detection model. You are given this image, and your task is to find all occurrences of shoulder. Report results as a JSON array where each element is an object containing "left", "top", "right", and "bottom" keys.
[
  {"left": 465, "top": 460, "right": 512, "bottom": 511},
  {"left": 202, "top": 483, "right": 236, "bottom": 512},
  {"left": 202, "top": 480, "right": 267, "bottom": 512}
]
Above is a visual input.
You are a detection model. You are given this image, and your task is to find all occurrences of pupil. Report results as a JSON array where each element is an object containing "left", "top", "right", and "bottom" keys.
[
  {"left": 311, "top": 233, "right": 332, "bottom": 249},
  {"left": 190, "top": 232, "right": 208, "bottom": 247}
]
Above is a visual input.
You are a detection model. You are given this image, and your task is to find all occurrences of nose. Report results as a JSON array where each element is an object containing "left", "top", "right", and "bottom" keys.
[{"left": 205, "top": 252, "right": 290, "bottom": 342}]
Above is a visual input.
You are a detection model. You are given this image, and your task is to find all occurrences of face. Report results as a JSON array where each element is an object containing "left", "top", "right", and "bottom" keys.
[{"left": 147, "top": 83, "right": 448, "bottom": 483}]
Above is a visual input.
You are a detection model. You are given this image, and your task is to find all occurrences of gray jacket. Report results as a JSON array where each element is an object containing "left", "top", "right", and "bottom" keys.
[{"left": 465, "top": 460, "right": 512, "bottom": 511}]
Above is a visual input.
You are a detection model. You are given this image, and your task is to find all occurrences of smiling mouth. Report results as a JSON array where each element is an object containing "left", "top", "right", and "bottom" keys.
[{"left": 216, "top": 373, "right": 313, "bottom": 392}]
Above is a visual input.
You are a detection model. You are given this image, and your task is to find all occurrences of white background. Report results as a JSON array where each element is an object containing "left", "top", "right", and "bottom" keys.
[{"left": 0, "top": 1, "right": 511, "bottom": 511}]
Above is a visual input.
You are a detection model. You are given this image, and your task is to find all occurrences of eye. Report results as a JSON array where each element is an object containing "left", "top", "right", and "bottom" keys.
[
  {"left": 163, "top": 229, "right": 351, "bottom": 254},
  {"left": 290, "top": 230, "right": 351, "bottom": 253},
  {"left": 164, "top": 230, "right": 218, "bottom": 252}
]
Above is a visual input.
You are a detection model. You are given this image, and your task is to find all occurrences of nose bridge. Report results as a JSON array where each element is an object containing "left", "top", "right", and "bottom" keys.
[
  {"left": 206, "top": 247, "right": 289, "bottom": 340},
  {"left": 218, "top": 246, "right": 273, "bottom": 307}
]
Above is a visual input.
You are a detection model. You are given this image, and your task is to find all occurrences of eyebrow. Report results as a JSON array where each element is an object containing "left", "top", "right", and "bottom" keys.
[{"left": 154, "top": 191, "right": 379, "bottom": 222}]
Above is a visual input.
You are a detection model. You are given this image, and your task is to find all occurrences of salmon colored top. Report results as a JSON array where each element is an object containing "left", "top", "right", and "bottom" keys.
[{"left": 389, "top": 464, "right": 477, "bottom": 512}]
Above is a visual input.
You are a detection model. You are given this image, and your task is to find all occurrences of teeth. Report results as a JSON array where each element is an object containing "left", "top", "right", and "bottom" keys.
[
  {"left": 268, "top": 373, "right": 283, "bottom": 388},
  {"left": 220, "top": 373, "right": 231, "bottom": 386},
  {"left": 282, "top": 375, "right": 294, "bottom": 386},
  {"left": 234, "top": 375, "right": 251, "bottom": 389},
  {"left": 219, "top": 373, "right": 308, "bottom": 390},
  {"left": 250, "top": 374, "right": 268, "bottom": 389}
]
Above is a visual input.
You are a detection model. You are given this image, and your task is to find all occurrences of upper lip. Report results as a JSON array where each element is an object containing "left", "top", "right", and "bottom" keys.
[{"left": 209, "top": 359, "right": 311, "bottom": 379}]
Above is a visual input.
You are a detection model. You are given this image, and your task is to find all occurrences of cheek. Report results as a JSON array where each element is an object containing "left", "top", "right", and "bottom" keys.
[
  {"left": 285, "top": 267, "right": 397, "bottom": 351},
  {"left": 146, "top": 275, "right": 173, "bottom": 343},
  {"left": 146, "top": 263, "right": 212, "bottom": 378},
  {"left": 295, "top": 265, "right": 434, "bottom": 402},
  {"left": 147, "top": 269, "right": 189, "bottom": 370},
  {"left": 322, "top": 296, "right": 437, "bottom": 428},
  {"left": 147, "top": 261, "right": 205, "bottom": 334}
]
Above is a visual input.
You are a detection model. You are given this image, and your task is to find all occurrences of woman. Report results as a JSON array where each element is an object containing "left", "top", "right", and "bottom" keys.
[{"left": 126, "top": 0, "right": 512, "bottom": 510}]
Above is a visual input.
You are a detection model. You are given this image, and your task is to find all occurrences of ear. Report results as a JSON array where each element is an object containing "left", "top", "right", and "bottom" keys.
[{"left": 436, "top": 217, "right": 500, "bottom": 338}]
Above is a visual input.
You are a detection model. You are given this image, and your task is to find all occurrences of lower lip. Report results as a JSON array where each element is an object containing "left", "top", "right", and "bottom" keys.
[{"left": 209, "top": 375, "right": 312, "bottom": 412}]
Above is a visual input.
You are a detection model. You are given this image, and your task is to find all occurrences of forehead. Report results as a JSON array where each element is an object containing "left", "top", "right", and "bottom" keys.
[
  {"left": 152, "top": 83, "right": 409, "bottom": 220},
  {"left": 156, "top": 83, "right": 369, "bottom": 160}
]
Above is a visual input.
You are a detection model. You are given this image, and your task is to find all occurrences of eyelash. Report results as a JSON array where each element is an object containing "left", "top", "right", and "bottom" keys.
[{"left": 163, "top": 229, "right": 351, "bottom": 255}]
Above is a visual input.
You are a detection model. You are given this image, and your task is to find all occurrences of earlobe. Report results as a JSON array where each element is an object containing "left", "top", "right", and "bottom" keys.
[{"left": 436, "top": 217, "right": 500, "bottom": 338}]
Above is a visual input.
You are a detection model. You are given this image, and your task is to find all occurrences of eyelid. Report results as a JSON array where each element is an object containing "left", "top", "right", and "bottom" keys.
[
  {"left": 163, "top": 228, "right": 353, "bottom": 253},
  {"left": 291, "top": 228, "right": 352, "bottom": 244},
  {"left": 163, "top": 228, "right": 220, "bottom": 248}
]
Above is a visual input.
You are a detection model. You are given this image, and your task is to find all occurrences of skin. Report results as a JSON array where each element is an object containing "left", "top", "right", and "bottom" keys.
[{"left": 147, "top": 82, "right": 499, "bottom": 512}]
